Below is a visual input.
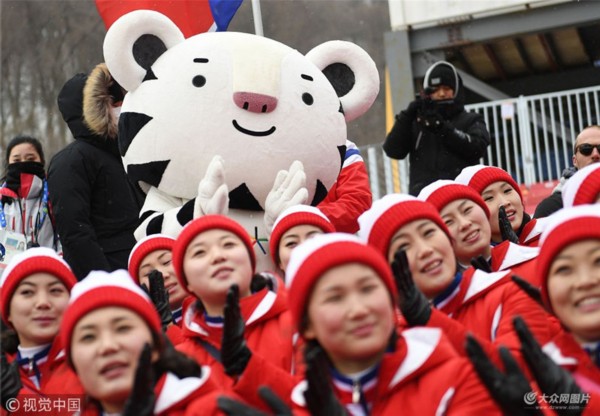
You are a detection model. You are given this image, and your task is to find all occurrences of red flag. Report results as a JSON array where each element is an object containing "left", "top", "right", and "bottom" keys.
[{"left": 95, "top": 0, "right": 243, "bottom": 38}]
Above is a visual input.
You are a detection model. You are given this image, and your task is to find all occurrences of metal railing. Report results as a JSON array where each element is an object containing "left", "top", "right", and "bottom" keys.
[{"left": 361, "top": 85, "right": 600, "bottom": 199}]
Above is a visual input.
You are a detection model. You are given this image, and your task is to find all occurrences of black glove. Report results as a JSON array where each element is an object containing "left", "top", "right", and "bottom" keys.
[
  {"left": 1, "top": 352, "right": 22, "bottom": 411},
  {"left": 217, "top": 386, "right": 292, "bottom": 416},
  {"left": 141, "top": 270, "right": 173, "bottom": 331},
  {"left": 465, "top": 335, "right": 542, "bottom": 416},
  {"left": 250, "top": 272, "right": 275, "bottom": 293},
  {"left": 499, "top": 206, "right": 520, "bottom": 244},
  {"left": 403, "top": 97, "right": 423, "bottom": 120},
  {"left": 391, "top": 249, "right": 431, "bottom": 326},
  {"left": 511, "top": 276, "right": 545, "bottom": 309},
  {"left": 514, "top": 317, "right": 587, "bottom": 416},
  {"left": 304, "top": 342, "right": 347, "bottom": 416},
  {"left": 416, "top": 98, "right": 445, "bottom": 131},
  {"left": 221, "top": 284, "right": 252, "bottom": 377},
  {"left": 122, "top": 343, "right": 155, "bottom": 416},
  {"left": 470, "top": 255, "right": 492, "bottom": 273}
]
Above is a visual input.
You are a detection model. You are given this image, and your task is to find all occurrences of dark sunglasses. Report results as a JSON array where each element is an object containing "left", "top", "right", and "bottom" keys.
[{"left": 576, "top": 143, "right": 600, "bottom": 156}]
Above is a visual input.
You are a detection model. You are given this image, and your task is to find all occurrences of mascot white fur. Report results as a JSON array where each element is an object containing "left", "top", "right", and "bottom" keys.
[{"left": 103, "top": 10, "right": 379, "bottom": 271}]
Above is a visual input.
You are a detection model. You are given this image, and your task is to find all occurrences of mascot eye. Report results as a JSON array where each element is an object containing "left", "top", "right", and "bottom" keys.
[
  {"left": 192, "top": 75, "right": 206, "bottom": 88},
  {"left": 302, "top": 93, "right": 314, "bottom": 106}
]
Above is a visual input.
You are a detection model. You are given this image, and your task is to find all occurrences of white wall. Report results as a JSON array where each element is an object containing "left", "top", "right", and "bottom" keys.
[{"left": 388, "top": 0, "right": 570, "bottom": 30}]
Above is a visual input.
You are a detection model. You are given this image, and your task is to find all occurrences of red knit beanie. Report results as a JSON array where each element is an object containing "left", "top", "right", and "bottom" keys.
[
  {"left": 60, "top": 269, "right": 162, "bottom": 365},
  {"left": 128, "top": 234, "right": 175, "bottom": 283},
  {"left": 418, "top": 179, "right": 491, "bottom": 218},
  {"left": 455, "top": 165, "right": 523, "bottom": 202},
  {"left": 1, "top": 247, "right": 77, "bottom": 325},
  {"left": 269, "top": 205, "right": 335, "bottom": 266},
  {"left": 562, "top": 163, "right": 600, "bottom": 208},
  {"left": 172, "top": 215, "right": 255, "bottom": 291},
  {"left": 538, "top": 205, "right": 600, "bottom": 312},
  {"left": 286, "top": 233, "right": 397, "bottom": 330},
  {"left": 357, "top": 194, "right": 451, "bottom": 259}
]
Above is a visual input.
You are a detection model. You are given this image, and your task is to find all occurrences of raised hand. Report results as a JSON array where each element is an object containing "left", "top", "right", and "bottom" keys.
[
  {"left": 122, "top": 343, "right": 155, "bottom": 416},
  {"left": 0, "top": 352, "right": 22, "bottom": 411},
  {"left": 465, "top": 335, "right": 542, "bottom": 416},
  {"left": 264, "top": 160, "right": 309, "bottom": 235},
  {"left": 470, "top": 255, "right": 492, "bottom": 273},
  {"left": 194, "top": 154, "right": 229, "bottom": 217},
  {"left": 499, "top": 206, "right": 519, "bottom": 244},
  {"left": 391, "top": 249, "right": 431, "bottom": 326},
  {"left": 141, "top": 270, "right": 173, "bottom": 331},
  {"left": 304, "top": 342, "right": 347, "bottom": 416},
  {"left": 513, "top": 317, "right": 587, "bottom": 416},
  {"left": 221, "top": 284, "right": 252, "bottom": 377},
  {"left": 217, "top": 386, "right": 292, "bottom": 416}
]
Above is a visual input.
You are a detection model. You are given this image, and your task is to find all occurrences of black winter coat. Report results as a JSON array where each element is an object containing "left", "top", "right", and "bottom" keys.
[
  {"left": 383, "top": 108, "right": 490, "bottom": 196},
  {"left": 48, "top": 73, "right": 142, "bottom": 280}
]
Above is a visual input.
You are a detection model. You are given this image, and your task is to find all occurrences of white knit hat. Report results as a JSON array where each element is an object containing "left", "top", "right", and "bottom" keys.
[{"left": 418, "top": 179, "right": 490, "bottom": 218}]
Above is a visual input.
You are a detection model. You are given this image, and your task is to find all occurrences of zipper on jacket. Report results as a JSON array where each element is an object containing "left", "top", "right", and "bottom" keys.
[{"left": 352, "top": 379, "right": 361, "bottom": 404}]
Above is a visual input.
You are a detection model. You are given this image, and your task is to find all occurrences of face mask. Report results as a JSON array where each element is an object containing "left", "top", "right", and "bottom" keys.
[{"left": 5, "top": 162, "right": 45, "bottom": 191}]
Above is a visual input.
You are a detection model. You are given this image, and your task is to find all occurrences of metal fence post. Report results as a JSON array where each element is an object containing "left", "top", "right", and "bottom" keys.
[{"left": 516, "top": 95, "right": 537, "bottom": 186}]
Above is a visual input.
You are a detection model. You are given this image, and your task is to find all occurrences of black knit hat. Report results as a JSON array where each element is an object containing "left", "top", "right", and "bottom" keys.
[{"left": 424, "top": 61, "right": 459, "bottom": 94}]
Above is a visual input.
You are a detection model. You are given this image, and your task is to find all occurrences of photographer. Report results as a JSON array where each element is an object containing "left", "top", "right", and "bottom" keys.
[{"left": 383, "top": 61, "right": 490, "bottom": 195}]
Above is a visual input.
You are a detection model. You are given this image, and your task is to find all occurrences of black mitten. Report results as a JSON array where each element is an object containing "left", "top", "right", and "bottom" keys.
[
  {"left": 403, "top": 97, "right": 423, "bottom": 120},
  {"left": 122, "top": 343, "right": 155, "bottom": 416},
  {"left": 218, "top": 386, "right": 292, "bottom": 416},
  {"left": 0, "top": 352, "right": 22, "bottom": 411},
  {"left": 391, "top": 249, "right": 431, "bottom": 326},
  {"left": 514, "top": 317, "right": 587, "bottom": 416},
  {"left": 470, "top": 255, "right": 492, "bottom": 273},
  {"left": 304, "top": 342, "right": 347, "bottom": 416},
  {"left": 141, "top": 270, "right": 173, "bottom": 331},
  {"left": 221, "top": 284, "right": 252, "bottom": 377},
  {"left": 465, "top": 335, "right": 542, "bottom": 416},
  {"left": 499, "top": 206, "right": 520, "bottom": 244}
]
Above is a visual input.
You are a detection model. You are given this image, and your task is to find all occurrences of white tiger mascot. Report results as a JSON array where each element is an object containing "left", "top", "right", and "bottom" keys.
[{"left": 103, "top": 10, "right": 379, "bottom": 271}]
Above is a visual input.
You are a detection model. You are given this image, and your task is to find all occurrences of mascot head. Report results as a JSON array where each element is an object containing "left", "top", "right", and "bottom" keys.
[{"left": 103, "top": 10, "right": 379, "bottom": 211}]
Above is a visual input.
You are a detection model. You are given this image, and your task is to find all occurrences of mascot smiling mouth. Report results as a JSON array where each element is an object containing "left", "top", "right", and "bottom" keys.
[{"left": 232, "top": 120, "right": 277, "bottom": 137}]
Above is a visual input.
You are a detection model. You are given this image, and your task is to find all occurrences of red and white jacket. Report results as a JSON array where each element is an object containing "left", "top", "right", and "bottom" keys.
[
  {"left": 176, "top": 283, "right": 299, "bottom": 411},
  {"left": 426, "top": 268, "right": 556, "bottom": 373},
  {"left": 490, "top": 240, "right": 541, "bottom": 286},
  {"left": 74, "top": 369, "right": 224, "bottom": 416},
  {"left": 518, "top": 216, "right": 551, "bottom": 247},
  {"left": 318, "top": 140, "right": 372, "bottom": 234},
  {"left": 291, "top": 327, "right": 500, "bottom": 415},
  {"left": 5, "top": 338, "right": 83, "bottom": 402}
]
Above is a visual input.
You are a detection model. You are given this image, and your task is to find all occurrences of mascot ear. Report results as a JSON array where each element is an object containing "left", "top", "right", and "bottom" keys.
[
  {"left": 103, "top": 10, "right": 185, "bottom": 92},
  {"left": 306, "top": 41, "right": 379, "bottom": 122}
]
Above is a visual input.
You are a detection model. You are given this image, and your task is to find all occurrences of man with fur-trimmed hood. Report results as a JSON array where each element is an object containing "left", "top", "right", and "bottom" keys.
[{"left": 48, "top": 63, "right": 143, "bottom": 280}]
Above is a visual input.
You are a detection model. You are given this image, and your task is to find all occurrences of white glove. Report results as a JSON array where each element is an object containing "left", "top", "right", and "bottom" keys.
[
  {"left": 194, "top": 155, "right": 229, "bottom": 218},
  {"left": 264, "top": 160, "right": 309, "bottom": 234}
]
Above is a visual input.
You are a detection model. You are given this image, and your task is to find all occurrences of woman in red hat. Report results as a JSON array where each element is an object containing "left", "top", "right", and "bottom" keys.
[
  {"left": 0, "top": 248, "right": 82, "bottom": 411},
  {"left": 286, "top": 233, "right": 500, "bottom": 415},
  {"left": 128, "top": 234, "right": 191, "bottom": 345},
  {"left": 269, "top": 205, "right": 335, "bottom": 276},
  {"left": 418, "top": 179, "right": 541, "bottom": 286},
  {"left": 455, "top": 164, "right": 547, "bottom": 247},
  {"left": 357, "top": 194, "right": 560, "bottom": 377},
  {"left": 61, "top": 269, "right": 229, "bottom": 415},
  {"left": 171, "top": 215, "right": 299, "bottom": 411}
]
